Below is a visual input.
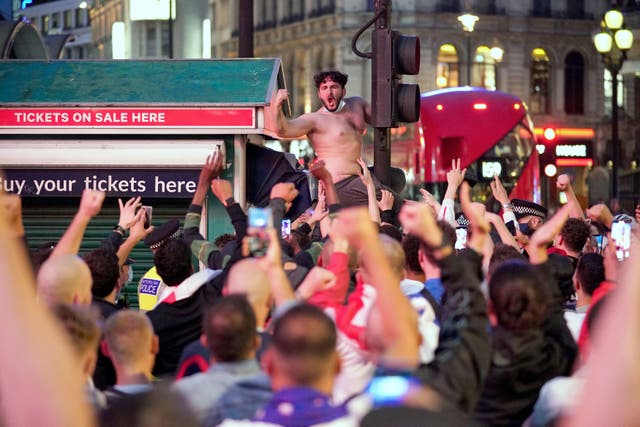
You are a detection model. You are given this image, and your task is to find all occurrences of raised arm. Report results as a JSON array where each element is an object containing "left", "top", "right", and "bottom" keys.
[
  {"left": 357, "top": 158, "right": 381, "bottom": 224},
  {"left": 0, "top": 183, "right": 95, "bottom": 427},
  {"left": 116, "top": 209, "right": 153, "bottom": 265},
  {"left": 439, "top": 158, "right": 466, "bottom": 227},
  {"left": 51, "top": 189, "right": 105, "bottom": 257},
  {"left": 557, "top": 174, "right": 585, "bottom": 219},
  {"left": 272, "top": 89, "right": 315, "bottom": 138}
]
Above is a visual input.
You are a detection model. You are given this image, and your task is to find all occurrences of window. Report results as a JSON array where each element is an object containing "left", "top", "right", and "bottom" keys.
[
  {"left": 472, "top": 45, "right": 503, "bottom": 90},
  {"left": 42, "top": 15, "right": 50, "bottom": 32},
  {"left": 567, "top": 0, "right": 584, "bottom": 19},
  {"left": 603, "top": 69, "right": 623, "bottom": 117},
  {"left": 532, "top": 0, "right": 551, "bottom": 17},
  {"left": 530, "top": 48, "right": 550, "bottom": 114},
  {"left": 436, "top": 44, "right": 459, "bottom": 88},
  {"left": 75, "top": 8, "right": 84, "bottom": 27},
  {"left": 146, "top": 24, "right": 157, "bottom": 57},
  {"left": 564, "top": 51, "right": 584, "bottom": 115},
  {"left": 51, "top": 12, "right": 59, "bottom": 29},
  {"left": 64, "top": 10, "right": 72, "bottom": 29}
]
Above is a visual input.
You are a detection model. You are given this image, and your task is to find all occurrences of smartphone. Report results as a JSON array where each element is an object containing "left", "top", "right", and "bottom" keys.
[
  {"left": 366, "top": 375, "right": 417, "bottom": 406},
  {"left": 455, "top": 227, "right": 467, "bottom": 250},
  {"left": 593, "top": 234, "right": 604, "bottom": 254},
  {"left": 247, "top": 207, "right": 273, "bottom": 257},
  {"left": 559, "top": 191, "right": 568, "bottom": 205},
  {"left": 611, "top": 221, "right": 631, "bottom": 261},
  {"left": 281, "top": 219, "right": 291, "bottom": 239},
  {"left": 141, "top": 206, "right": 153, "bottom": 228}
]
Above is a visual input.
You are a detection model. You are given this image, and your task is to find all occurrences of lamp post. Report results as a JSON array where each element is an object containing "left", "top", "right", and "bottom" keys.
[
  {"left": 593, "top": 9, "right": 633, "bottom": 203},
  {"left": 458, "top": 13, "right": 478, "bottom": 86}
]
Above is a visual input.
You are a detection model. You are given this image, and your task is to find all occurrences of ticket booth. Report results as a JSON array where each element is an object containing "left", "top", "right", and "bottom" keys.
[{"left": 0, "top": 58, "right": 291, "bottom": 307}]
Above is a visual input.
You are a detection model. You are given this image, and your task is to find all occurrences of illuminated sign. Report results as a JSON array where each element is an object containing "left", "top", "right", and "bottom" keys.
[
  {"left": 130, "top": 0, "right": 174, "bottom": 21},
  {"left": 0, "top": 107, "right": 255, "bottom": 129},
  {"left": 1, "top": 169, "right": 200, "bottom": 198},
  {"left": 481, "top": 161, "right": 503, "bottom": 179},
  {"left": 555, "top": 144, "right": 588, "bottom": 158}
]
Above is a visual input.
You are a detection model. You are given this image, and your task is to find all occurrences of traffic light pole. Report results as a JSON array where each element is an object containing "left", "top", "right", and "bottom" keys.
[{"left": 372, "top": 0, "right": 392, "bottom": 186}]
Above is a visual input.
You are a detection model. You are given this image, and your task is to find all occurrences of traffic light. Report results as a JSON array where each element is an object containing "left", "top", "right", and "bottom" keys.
[
  {"left": 372, "top": 28, "right": 421, "bottom": 128},
  {"left": 538, "top": 127, "right": 557, "bottom": 177}
]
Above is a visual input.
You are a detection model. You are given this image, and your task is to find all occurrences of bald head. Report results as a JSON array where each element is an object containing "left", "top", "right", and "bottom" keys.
[
  {"left": 37, "top": 255, "right": 92, "bottom": 307},
  {"left": 226, "top": 258, "right": 272, "bottom": 310}
]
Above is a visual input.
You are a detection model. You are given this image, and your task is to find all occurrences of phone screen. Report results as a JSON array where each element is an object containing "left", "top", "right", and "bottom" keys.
[
  {"left": 247, "top": 207, "right": 273, "bottom": 257},
  {"left": 281, "top": 219, "right": 291, "bottom": 239},
  {"left": 142, "top": 206, "right": 153, "bottom": 228},
  {"left": 455, "top": 227, "right": 467, "bottom": 250},
  {"left": 611, "top": 221, "right": 631, "bottom": 261},
  {"left": 559, "top": 191, "right": 568, "bottom": 204}
]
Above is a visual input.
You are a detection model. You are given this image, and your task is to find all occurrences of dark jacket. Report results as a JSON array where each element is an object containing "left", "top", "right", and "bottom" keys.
[
  {"left": 472, "top": 261, "right": 578, "bottom": 427},
  {"left": 414, "top": 248, "right": 492, "bottom": 414}
]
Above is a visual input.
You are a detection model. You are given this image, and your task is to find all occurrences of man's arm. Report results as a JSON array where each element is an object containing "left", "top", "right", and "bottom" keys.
[
  {"left": 357, "top": 158, "right": 381, "bottom": 223},
  {"left": 557, "top": 174, "right": 584, "bottom": 219},
  {"left": 0, "top": 185, "right": 96, "bottom": 427},
  {"left": 116, "top": 209, "right": 153, "bottom": 265},
  {"left": 272, "top": 89, "right": 315, "bottom": 138}
]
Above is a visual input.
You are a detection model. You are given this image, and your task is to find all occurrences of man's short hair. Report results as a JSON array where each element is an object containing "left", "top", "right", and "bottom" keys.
[
  {"left": 313, "top": 71, "right": 348, "bottom": 89},
  {"left": 402, "top": 234, "right": 423, "bottom": 274},
  {"left": 560, "top": 218, "right": 591, "bottom": 253},
  {"left": 575, "top": 253, "right": 605, "bottom": 296},
  {"left": 488, "top": 243, "right": 526, "bottom": 278},
  {"left": 203, "top": 295, "right": 257, "bottom": 362},
  {"left": 105, "top": 310, "right": 155, "bottom": 365},
  {"left": 52, "top": 304, "right": 101, "bottom": 358},
  {"left": 154, "top": 238, "right": 192, "bottom": 286},
  {"left": 83, "top": 248, "right": 120, "bottom": 299},
  {"left": 379, "top": 234, "right": 406, "bottom": 279},
  {"left": 419, "top": 220, "right": 456, "bottom": 262},
  {"left": 272, "top": 304, "right": 337, "bottom": 385},
  {"left": 379, "top": 223, "right": 403, "bottom": 243}
]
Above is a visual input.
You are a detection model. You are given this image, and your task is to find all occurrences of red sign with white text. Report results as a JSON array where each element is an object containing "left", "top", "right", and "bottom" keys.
[{"left": 0, "top": 107, "right": 255, "bottom": 128}]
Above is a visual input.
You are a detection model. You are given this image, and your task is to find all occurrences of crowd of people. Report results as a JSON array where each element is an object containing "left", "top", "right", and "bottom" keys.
[{"left": 2, "top": 70, "right": 640, "bottom": 427}]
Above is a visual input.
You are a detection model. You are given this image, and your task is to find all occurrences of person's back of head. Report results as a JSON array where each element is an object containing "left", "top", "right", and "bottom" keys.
[
  {"left": 154, "top": 238, "right": 192, "bottom": 286},
  {"left": 270, "top": 304, "right": 338, "bottom": 387},
  {"left": 99, "top": 386, "right": 199, "bottom": 427},
  {"left": 559, "top": 218, "right": 591, "bottom": 254},
  {"left": 488, "top": 243, "right": 526, "bottom": 279},
  {"left": 402, "top": 234, "right": 424, "bottom": 276},
  {"left": 226, "top": 258, "right": 272, "bottom": 313},
  {"left": 379, "top": 234, "right": 405, "bottom": 280},
  {"left": 202, "top": 295, "right": 257, "bottom": 362},
  {"left": 105, "top": 310, "right": 157, "bottom": 374},
  {"left": 52, "top": 304, "right": 101, "bottom": 376},
  {"left": 575, "top": 253, "right": 605, "bottom": 297},
  {"left": 379, "top": 224, "right": 403, "bottom": 243},
  {"left": 37, "top": 255, "right": 93, "bottom": 306},
  {"left": 84, "top": 248, "right": 120, "bottom": 299},
  {"left": 489, "top": 260, "right": 549, "bottom": 335}
]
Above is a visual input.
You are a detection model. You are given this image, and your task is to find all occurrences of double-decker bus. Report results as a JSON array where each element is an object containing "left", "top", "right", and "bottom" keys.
[{"left": 406, "top": 87, "right": 540, "bottom": 204}]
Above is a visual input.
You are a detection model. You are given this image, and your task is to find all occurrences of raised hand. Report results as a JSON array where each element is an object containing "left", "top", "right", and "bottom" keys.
[
  {"left": 210, "top": 179, "right": 233, "bottom": 205},
  {"left": 398, "top": 201, "right": 443, "bottom": 249},
  {"left": 117, "top": 196, "right": 142, "bottom": 230},
  {"left": 446, "top": 158, "right": 467, "bottom": 192},
  {"left": 78, "top": 189, "right": 105, "bottom": 218},
  {"left": 377, "top": 189, "right": 394, "bottom": 212},
  {"left": 357, "top": 158, "right": 374, "bottom": 188},
  {"left": 490, "top": 174, "right": 509, "bottom": 205}
]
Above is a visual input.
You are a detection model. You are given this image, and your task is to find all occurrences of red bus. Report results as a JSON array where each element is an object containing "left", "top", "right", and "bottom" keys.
[{"left": 407, "top": 87, "right": 541, "bottom": 204}]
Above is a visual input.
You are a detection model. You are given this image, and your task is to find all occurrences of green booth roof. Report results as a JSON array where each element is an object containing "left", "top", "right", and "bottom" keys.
[{"left": 0, "top": 58, "right": 285, "bottom": 105}]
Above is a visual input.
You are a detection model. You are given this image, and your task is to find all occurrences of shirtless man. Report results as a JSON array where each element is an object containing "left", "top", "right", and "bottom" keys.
[{"left": 273, "top": 70, "right": 397, "bottom": 208}]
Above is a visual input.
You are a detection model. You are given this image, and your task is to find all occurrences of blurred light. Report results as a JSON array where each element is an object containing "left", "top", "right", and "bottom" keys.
[
  {"left": 79, "top": 1, "right": 88, "bottom": 8},
  {"left": 536, "top": 144, "right": 546, "bottom": 154},
  {"left": 436, "top": 104, "right": 444, "bottom": 111},
  {"left": 112, "top": 22, "right": 125, "bottom": 59},
  {"left": 514, "top": 103, "right": 521, "bottom": 110},
  {"left": 490, "top": 46, "right": 504, "bottom": 62},
  {"left": 202, "top": 19, "right": 211, "bottom": 58},
  {"left": 544, "top": 164, "right": 557, "bottom": 177},
  {"left": 604, "top": 9, "right": 623, "bottom": 30},
  {"left": 473, "top": 103, "right": 487, "bottom": 110},
  {"left": 556, "top": 159, "right": 594, "bottom": 167},
  {"left": 458, "top": 13, "right": 479, "bottom": 32},
  {"left": 543, "top": 128, "right": 556, "bottom": 141}
]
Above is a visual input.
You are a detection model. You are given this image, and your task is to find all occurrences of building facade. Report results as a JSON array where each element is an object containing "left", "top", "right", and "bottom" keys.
[{"left": 212, "top": 0, "right": 640, "bottom": 192}]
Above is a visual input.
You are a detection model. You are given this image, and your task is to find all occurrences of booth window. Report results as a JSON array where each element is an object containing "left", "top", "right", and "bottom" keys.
[
  {"left": 436, "top": 44, "right": 459, "bottom": 89},
  {"left": 564, "top": 51, "right": 584, "bottom": 115},
  {"left": 530, "top": 48, "right": 550, "bottom": 114}
]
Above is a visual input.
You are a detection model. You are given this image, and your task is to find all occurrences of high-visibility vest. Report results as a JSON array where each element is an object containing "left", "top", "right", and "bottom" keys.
[{"left": 137, "top": 266, "right": 166, "bottom": 311}]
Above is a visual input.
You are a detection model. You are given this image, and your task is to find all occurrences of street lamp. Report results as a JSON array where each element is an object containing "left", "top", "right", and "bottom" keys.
[
  {"left": 458, "top": 13, "right": 478, "bottom": 86},
  {"left": 593, "top": 8, "right": 633, "bottom": 203}
]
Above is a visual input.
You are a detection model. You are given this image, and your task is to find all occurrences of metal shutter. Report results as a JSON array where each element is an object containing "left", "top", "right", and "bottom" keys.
[{"left": 22, "top": 197, "right": 190, "bottom": 309}]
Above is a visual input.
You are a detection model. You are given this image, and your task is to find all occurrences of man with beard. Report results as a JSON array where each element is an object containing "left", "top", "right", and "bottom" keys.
[{"left": 272, "top": 70, "right": 398, "bottom": 209}]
